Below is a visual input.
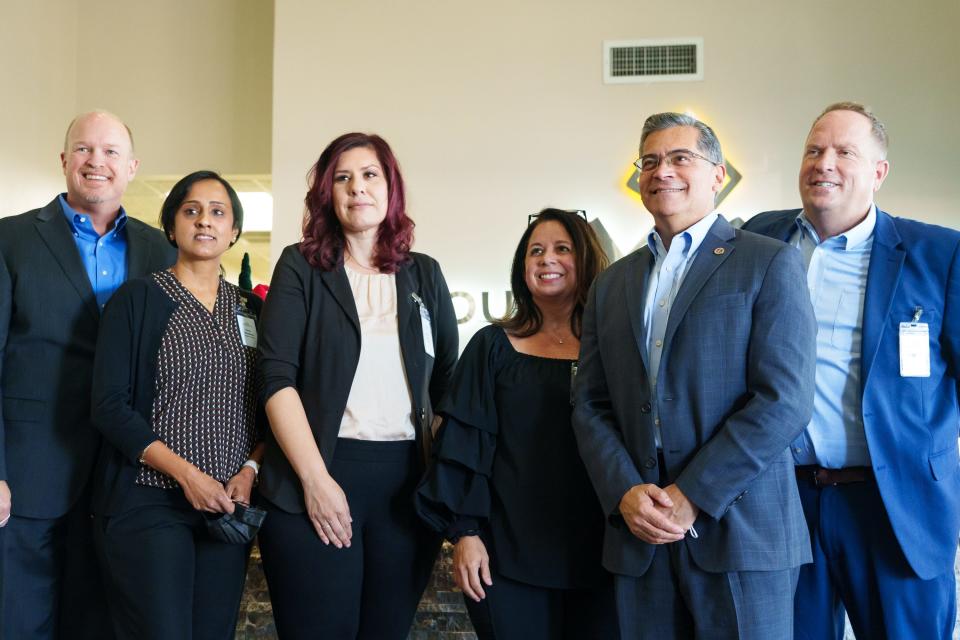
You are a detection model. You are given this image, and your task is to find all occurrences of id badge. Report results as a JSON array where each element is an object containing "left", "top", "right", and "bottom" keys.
[
  {"left": 411, "top": 293, "right": 435, "bottom": 358},
  {"left": 236, "top": 312, "right": 258, "bottom": 348},
  {"left": 899, "top": 322, "right": 930, "bottom": 377}
]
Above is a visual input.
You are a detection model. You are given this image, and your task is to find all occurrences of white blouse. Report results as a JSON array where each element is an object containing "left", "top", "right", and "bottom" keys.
[{"left": 338, "top": 266, "right": 415, "bottom": 441}]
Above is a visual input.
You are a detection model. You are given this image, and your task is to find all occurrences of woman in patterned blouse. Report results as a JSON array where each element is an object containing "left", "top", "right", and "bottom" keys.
[{"left": 90, "top": 170, "right": 264, "bottom": 640}]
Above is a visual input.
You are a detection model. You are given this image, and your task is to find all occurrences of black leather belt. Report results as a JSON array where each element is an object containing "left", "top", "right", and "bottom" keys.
[{"left": 795, "top": 465, "right": 871, "bottom": 487}]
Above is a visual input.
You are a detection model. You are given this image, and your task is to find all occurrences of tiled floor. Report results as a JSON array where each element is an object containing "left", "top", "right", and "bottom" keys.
[{"left": 236, "top": 544, "right": 960, "bottom": 639}]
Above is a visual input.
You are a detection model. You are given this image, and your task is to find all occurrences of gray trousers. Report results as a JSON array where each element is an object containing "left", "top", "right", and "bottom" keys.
[{"left": 615, "top": 541, "right": 799, "bottom": 640}]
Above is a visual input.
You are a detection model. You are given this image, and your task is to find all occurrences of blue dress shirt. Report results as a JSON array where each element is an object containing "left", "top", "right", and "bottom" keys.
[
  {"left": 789, "top": 205, "right": 875, "bottom": 468},
  {"left": 644, "top": 211, "right": 718, "bottom": 447},
  {"left": 59, "top": 194, "right": 129, "bottom": 310}
]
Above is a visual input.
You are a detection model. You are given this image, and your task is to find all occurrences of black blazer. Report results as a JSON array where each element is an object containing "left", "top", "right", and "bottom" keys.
[
  {"left": 258, "top": 244, "right": 459, "bottom": 513},
  {"left": 0, "top": 197, "right": 175, "bottom": 518}
]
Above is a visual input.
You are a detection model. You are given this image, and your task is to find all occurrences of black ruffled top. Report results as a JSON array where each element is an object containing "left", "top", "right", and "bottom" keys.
[{"left": 415, "top": 325, "right": 607, "bottom": 589}]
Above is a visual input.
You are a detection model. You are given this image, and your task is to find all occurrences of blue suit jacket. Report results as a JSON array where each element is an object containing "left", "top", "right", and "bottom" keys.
[
  {"left": 573, "top": 216, "right": 817, "bottom": 577},
  {"left": 743, "top": 208, "right": 960, "bottom": 580}
]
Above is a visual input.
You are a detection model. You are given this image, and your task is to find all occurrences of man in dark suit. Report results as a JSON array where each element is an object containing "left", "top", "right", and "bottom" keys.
[
  {"left": 0, "top": 111, "right": 175, "bottom": 638},
  {"left": 573, "top": 112, "right": 817, "bottom": 639},
  {"left": 742, "top": 102, "right": 960, "bottom": 640}
]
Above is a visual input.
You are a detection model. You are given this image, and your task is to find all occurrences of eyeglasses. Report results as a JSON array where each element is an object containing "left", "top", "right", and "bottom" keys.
[
  {"left": 634, "top": 149, "right": 720, "bottom": 173},
  {"left": 527, "top": 209, "right": 588, "bottom": 226}
]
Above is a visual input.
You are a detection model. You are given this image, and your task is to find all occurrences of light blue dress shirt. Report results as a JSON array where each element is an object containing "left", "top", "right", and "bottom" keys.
[
  {"left": 59, "top": 194, "right": 129, "bottom": 310},
  {"left": 789, "top": 205, "right": 875, "bottom": 468},
  {"left": 644, "top": 211, "right": 718, "bottom": 448}
]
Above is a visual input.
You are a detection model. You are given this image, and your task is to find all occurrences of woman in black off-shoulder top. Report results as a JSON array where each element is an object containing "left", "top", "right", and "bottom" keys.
[{"left": 416, "top": 209, "right": 617, "bottom": 640}]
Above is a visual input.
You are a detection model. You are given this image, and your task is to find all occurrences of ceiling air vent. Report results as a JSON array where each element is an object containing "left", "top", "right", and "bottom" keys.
[{"left": 603, "top": 38, "right": 704, "bottom": 84}]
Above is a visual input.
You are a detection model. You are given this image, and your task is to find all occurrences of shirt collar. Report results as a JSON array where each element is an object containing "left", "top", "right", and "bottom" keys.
[
  {"left": 647, "top": 211, "right": 719, "bottom": 259},
  {"left": 59, "top": 193, "right": 128, "bottom": 236},
  {"left": 795, "top": 204, "right": 876, "bottom": 250}
]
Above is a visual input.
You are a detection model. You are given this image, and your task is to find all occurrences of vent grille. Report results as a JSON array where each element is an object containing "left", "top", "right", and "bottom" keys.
[{"left": 604, "top": 38, "right": 703, "bottom": 84}]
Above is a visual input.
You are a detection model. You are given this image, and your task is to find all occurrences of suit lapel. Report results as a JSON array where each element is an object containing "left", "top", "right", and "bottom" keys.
[
  {"left": 34, "top": 198, "right": 100, "bottom": 321},
  {"left": 767, "top": 213, "right": 799, "bottom": 243},
  {"left": 861, "top": 211, "right": 904, "bottom": 387},
  {"left": 395, "top": 262, "right": 424, "bottom": 401},
  {"left": 320, "top": 267, "right": 360, "bottom": 335},
  {"left": 395, "top": 263, "right": 416, "bottom": 350},
  {"left": 126, "top": 221, "right": 154, "bottom": 278},
  {"left": 662, "top": 217, "right": 735, "bottom": 353},
  {"left": 624, "top": 249, "right": 654, "bottom": 373}
]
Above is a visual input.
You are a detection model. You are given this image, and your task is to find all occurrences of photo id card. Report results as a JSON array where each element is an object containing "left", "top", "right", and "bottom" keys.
[
  {"left": 899, "top": 322, "right": 930, "bottom": 377},
  {"left": 237, "top": 314, "right": 258, "bottom": 348},
  {"left": 411, "top": 293, "right": 435, "bottom": 358}
]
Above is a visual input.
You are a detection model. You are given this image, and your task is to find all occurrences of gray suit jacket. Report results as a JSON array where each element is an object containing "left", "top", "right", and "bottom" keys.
[
  {"left": 0, "top": 197, "right": 175, "bottom": 518},
  {"left": 573, "top": 216, "right": 816, "bottom": 576}
]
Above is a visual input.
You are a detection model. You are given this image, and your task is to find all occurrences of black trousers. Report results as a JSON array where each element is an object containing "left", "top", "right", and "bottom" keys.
[
  {"left": 465, "top": 570, "right": 618, "bottom": 640},
  {"left": 259, "top": 439, "right": 441, "bottom": 640},
  {"left": 93, "top": 503, "right": 250, "bottom": 640},
  {"left": 0, "top": 498, "right": 113, "bottom": 640}
]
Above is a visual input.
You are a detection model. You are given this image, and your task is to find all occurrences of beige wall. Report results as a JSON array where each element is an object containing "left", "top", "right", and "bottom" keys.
[
  {"left": 0, "top": 0, "right": 78, "bottom": 214},
  {"left": 75, "top": 0, "right": 273, "bottom": 176},
  {"left": 71, "top": 0, "right": 273, "bottom": 175},
  {"left": 1, "top": 0, "right": 273, "bottom": 216},
  {"left": 273, "top": 0, "right": 960, "bottom": 337}
]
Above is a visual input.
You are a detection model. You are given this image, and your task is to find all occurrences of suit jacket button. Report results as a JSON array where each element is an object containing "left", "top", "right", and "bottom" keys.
[
  {"left": 644, "top": 457, "right": 657, "bottom": 469},
  {"left": 640, "top": 402, "right": 651, "bottom": 413}
]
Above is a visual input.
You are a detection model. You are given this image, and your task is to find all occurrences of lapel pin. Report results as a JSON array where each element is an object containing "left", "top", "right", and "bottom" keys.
[{"left": 714, "top": 247, "right": 725, "bottom": 255}]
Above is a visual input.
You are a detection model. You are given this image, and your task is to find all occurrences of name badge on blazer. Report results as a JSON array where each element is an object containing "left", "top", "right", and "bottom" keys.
[
  {"left": 899, "top": 307, "right": 930, "bottom": 378},
  {"left": 411, "top": 292, "right": 435, "bottom": 358}
]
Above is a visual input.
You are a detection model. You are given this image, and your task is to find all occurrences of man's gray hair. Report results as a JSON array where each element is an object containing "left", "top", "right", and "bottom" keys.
[
  {"left": 813, "top": 101, "right": 888, "bottom": 158},
  {"left": 639, "top": 112, "right": 724, "bottom": 165}
]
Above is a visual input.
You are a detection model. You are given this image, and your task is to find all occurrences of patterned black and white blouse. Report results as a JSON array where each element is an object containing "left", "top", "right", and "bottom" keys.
[{"left": 136, "top": 270, "right": 260, "bottom": 489}]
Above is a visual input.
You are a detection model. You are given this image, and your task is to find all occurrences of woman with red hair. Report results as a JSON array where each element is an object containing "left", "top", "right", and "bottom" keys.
[{"left": 256, "top": 133, "right": 458, "bottom": 638}]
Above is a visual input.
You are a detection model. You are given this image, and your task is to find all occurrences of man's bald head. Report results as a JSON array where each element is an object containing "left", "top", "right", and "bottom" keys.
[{"left": 63, "top": 111, "right": 135, "bottom": 153}]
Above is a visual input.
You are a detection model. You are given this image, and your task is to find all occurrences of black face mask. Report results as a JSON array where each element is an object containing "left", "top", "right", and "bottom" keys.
[{"left": 203, "top": 501, "right": 267, "bottom": 544}]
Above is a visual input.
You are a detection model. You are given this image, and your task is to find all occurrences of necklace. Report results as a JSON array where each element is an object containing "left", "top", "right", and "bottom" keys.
[
  {"left": 345, "top": 250, "right": 378, "bottom": 273},
  {"left": 546, "top": 326, "right": 574, "bottom": 345}
]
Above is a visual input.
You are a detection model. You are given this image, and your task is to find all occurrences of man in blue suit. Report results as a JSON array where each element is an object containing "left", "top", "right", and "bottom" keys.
[
  {"left": 743, "top": 102, "right": 960, "bottom": 639},
  {"left": 573, "top": 112, "right": 817, "bottom": 639}
]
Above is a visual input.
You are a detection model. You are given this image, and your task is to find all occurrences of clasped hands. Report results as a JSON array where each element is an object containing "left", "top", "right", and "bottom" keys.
[
  {"left": 180, "top": 465, "right": 257, "bottom": 514},
  {"left": 618, "top": 483, "right": 699, "bottom": 544}
]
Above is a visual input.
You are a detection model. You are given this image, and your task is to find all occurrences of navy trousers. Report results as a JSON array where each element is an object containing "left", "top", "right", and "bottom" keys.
[
  {"left": 794, "top": 474, "right": 956, "bottom": 640},
  {"left": 0, "top": 499, "right": 113, "bottom": 640}
]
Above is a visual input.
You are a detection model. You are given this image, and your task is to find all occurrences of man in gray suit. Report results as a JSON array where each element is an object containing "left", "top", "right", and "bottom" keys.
[{"left": 573, "top": 112, "right": 817, "bottom": 639}]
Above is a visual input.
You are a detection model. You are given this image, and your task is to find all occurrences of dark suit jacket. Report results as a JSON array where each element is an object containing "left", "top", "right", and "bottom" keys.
[
  {"left": 573, "top": 216, "right": 816, "bottom": 577},
  {"left": 0, "top": 197, "right": 175, "bottom": 518},
  {"left": 258, "top": 244, "right": 459, "bottom": 513},
  {"left": 743, "top": 208, "right": 960, "bottom": 580}
]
